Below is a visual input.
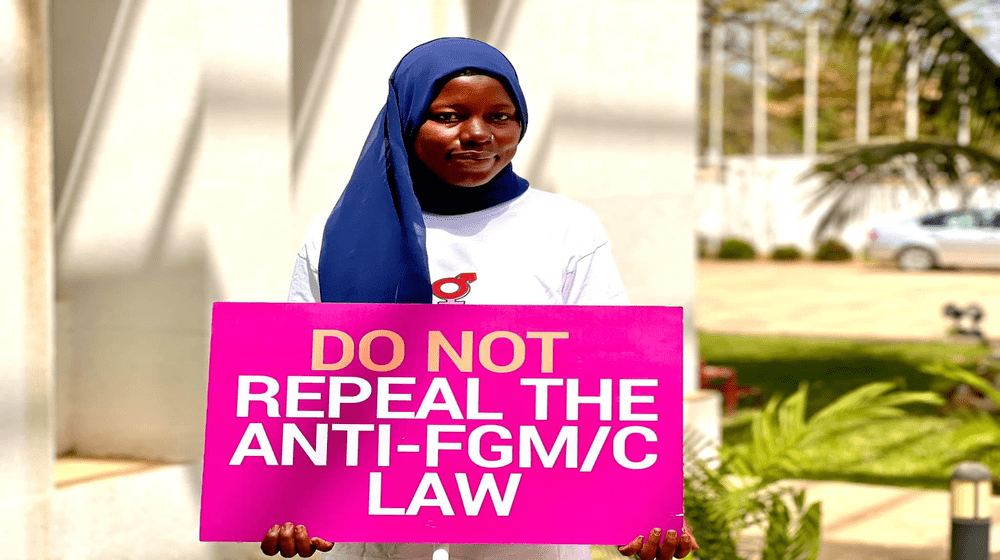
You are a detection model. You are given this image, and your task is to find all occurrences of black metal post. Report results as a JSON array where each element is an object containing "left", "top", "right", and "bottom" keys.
[{"left": 951, "top": 461, "right": 992, "bottom": 560}]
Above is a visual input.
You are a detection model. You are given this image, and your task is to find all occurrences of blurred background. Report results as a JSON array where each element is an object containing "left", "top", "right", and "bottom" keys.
[
  {"left": 689, "top": 1, "right": 1000, "bottom": 559},
  {"left": 697, "top": 0, "right": 1000, "bottom": 256},
  {"left": 6, "top": 0, "right": 1000, "bottom": 558}
]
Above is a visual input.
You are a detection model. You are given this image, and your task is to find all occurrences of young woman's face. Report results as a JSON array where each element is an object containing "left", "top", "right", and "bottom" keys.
[{"left": 413, "top": 75, "right": 521, "bottom": 187}]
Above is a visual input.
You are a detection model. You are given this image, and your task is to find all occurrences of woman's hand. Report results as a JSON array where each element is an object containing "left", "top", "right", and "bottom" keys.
[
  {"left": 261, "top": 522, "right": 334, "bottom": 557},
  {"left": 617, "top": 521, "right": 698, "bottom": 560}
]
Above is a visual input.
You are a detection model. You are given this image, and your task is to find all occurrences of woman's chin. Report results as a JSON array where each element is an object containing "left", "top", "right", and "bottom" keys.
[{"left": 440, "top": 170, "right": 501, "bottom": 188}]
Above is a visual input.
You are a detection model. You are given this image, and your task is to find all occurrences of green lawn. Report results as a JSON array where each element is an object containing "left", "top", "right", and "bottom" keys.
[{"left": 700, "top": 332, "right": 994, "bottom": 490}]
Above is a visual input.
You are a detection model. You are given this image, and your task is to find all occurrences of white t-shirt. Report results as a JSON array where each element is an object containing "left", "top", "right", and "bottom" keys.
[
  {"left": 288, "top": 188, "right": 629, "bottom": 306},
  {"left": 287, "top": 187, "right": 628, "bottom": 560}
]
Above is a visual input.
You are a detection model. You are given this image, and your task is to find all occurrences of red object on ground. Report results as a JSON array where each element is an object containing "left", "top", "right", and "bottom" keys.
[{"left": 699, "top": 362, "right": 762, "bottom": 415}]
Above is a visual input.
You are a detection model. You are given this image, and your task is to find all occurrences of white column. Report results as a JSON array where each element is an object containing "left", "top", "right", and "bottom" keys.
[
  {"left": 202, "top": 0, "right": 294, "bottom": 302},
  {"left": 431, "top": 0, "right": 466, "bottom": 37},
  {"left": 856, "top": 36, "right": 871, "bottom": 144},
  {"left": 803, "top": 19, "right": 819, "bottom": 156},
  {"left": 293, "top": 0, "right": 467, "bottom": 217},
  {"left": 958, "top": 61, "right": 971, "bottom": 146},
  {"left": 905, "top": 28, "right": 920, "bottom": 141},
  {"left": 708, "top": 23, "right": 725, "bottom": 169},
  {"left": 0, "top": 1, "right": 53, "bottom": 558},
  {"left": 753, "top": 21, "right": 768, "bottom": 157}
]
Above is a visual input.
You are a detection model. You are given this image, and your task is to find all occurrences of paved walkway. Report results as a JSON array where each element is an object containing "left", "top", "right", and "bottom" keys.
[
  {"left": 789, "top": 480, "right": 1000, "bottom": 560},
  {"left": 697, "top": 260, "right": 1000, "bottom": 559},
  {"left": 51, "top": 462, "right": 997, "bottom": 559},
  {"left": 697, "top": 260, "right": 1000, "bottom": 341}
]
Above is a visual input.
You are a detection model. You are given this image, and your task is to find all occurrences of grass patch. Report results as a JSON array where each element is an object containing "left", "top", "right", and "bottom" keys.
[
  {"left": 793, "top": 415, "right": 967, "bottom": 490},
  {"left": 701, "top": 332, "right": 992, "bottom": 488},
  {"left": 701, "top": 332, "right": 989, "bottom": 416}
]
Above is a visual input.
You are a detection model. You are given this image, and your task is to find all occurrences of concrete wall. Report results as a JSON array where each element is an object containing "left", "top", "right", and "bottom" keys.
[
  {"left": 293, "top": 0, "right": 702, "bottom": 394},
  {"left": 51, "top": 0, "right": 492, "bottom": 462},
  {"left": 54, "top": 0, "right": 210, "bottom": 461},
  {"left": 292, "top": 0, "right": 468, "bottom": 223},
  {"left": 695, "top": 155, "right": 1000, "bottom": 256},
  {"left": 497, "top": 1, "right": 701, "bottom": 394}
]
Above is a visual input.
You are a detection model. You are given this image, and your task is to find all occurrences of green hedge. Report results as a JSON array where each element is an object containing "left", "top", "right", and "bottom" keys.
[
  {"left": 770, "top": 245, "right": 803, "bottom": 261},
  {"left": 717, "top": 237, "right": 757, "bottom": 260},
  {"left": 815, "top": 239, "right": 852, "bottom": 261}
]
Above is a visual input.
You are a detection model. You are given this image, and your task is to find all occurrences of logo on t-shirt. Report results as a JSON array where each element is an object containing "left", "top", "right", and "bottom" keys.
[{"left": 432, "top": 272, "right": 477, "bottom": 304}]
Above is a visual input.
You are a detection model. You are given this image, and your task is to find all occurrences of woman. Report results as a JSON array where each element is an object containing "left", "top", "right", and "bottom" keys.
[{"left": 273, "top": 37, "right": 697, "bottom": 560}]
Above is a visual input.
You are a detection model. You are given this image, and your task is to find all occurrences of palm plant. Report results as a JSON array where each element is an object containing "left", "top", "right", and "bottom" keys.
[
  {"left": 802, "top": 0, "right": 1000, "bottom": 241},
  {"left": 804, "top": 140, "right": 1000, "bottom": 237},
  {"left": 681, "top": 381, "right": 942, "bottom": 559},
  {"left": 921, "top": 360, "right": 1000, "bottom": 457}
]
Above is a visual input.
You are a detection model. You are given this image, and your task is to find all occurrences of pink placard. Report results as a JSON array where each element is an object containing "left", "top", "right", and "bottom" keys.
[{"left": 200, "top": 303, "right": 684, "bottom": 544}]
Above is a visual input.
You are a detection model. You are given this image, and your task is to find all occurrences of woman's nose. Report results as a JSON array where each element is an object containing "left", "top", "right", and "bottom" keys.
[{"left": 459, "top": 117, "right": 491, "bottom": 145}]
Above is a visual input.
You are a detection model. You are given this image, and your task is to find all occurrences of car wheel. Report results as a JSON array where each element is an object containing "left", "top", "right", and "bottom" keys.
[{"left": 897, "top": 247, "right": 935, "bottom": 271}]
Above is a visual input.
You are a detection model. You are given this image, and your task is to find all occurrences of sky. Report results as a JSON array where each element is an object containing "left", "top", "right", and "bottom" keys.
[{"left": 951, "top": 0, "right": 1000, "bottom": 64}]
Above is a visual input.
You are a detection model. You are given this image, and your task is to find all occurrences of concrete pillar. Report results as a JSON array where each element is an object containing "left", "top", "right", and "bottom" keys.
[
  {"left": 803, "top": 19, "right": 818, "bottom": 156},
  {"left": 958, "top": 105, "right": 970, "bottom": 147},
  {"left": 753, "top": 21, "right": 767, "bottom": 157},
  {"left": 202, "top": 0, "right": 295, "bottom": 302},
  {"left": 292, "top": 0, "right": 466, "bottom": 223},
  {"left": 958, "top": 61, "right": 971, "bottom": 146},
  {"left": 905, "top": 28, "right": 920, "bottom": 141},
  {"left": 0, "top": 1, "right": 53, "bottom": 558},
  {"left": 52, "top": 0, "right": 207, "bottom": 462},
  {"left": 856, "top": 36, "right": 871, "bottom": 144},
  {"left": 708, "top": 23, "right": 725, "bottom": 169},
  {"left": 485, "top": 0, "right": 517, "bottom": 47},
  {"left": 432, "top": 0, "right": 467, "bottom": 37},
  {"left": 291, "top": 0, "right": 351, "bottom": 175}
]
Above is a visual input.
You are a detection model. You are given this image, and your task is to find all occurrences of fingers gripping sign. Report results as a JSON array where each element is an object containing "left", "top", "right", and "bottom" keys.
[
  {"left": 261, "top": 523, "right": 334, "bottom": 558},
  {"left": 617, "top": 522, "right": 698, "bottom": 560},
  {"left": 676, "top": 520, "right": 699, "bottom": 559}
]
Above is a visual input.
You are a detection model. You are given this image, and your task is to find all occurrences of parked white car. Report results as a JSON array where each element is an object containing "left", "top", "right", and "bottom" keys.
[{"left": 866, "top": 208, "right": 1000, "bottom": 270}]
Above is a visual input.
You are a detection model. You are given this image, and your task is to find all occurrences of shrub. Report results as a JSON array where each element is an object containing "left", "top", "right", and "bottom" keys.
[
  {"left": 770, "top": 245, "right": 803, "bottom": 261},
  {"left": 814, "top": 239, "right": 852, "bottom": 261},
  {"left": 717, "top": 237, "right": 757, "bottom": 260},
  {"left": 681, "top": 381, "right": 942, "bottom": 560}
]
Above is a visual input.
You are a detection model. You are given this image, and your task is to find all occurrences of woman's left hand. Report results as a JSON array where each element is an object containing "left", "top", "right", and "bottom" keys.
[{"left": 617, "top": 521, "right": 698, "bottom": 559}]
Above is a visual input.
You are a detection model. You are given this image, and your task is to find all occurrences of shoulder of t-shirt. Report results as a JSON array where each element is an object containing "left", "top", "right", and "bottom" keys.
[
  {"left": 299, "top": 189, "right": 608, "bottom": 253},
  {"left": 517, "top": 188, "right": 610, "bottom": 244},
  {"left": 298, "top": 210, "right": 332, "bottom": 262},
  {"left": 519, "top": 188, "right": 598, "bottom": 217}
]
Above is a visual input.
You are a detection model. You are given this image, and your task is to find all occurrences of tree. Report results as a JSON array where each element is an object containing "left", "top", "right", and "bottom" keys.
[
  {"left": 697, "top": 0, "right": 934, "bottom": 157},
  {"left": 802, "top": 0, "right": 1000, "bottom": 241},
  {"left": 698, "top": 0, "right": 847, "bottom": 156}
]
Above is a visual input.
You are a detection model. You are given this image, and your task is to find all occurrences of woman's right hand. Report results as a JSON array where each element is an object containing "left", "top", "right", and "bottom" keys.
[{"left": 261, "top": 522, "right": 334, "bottom": 557}]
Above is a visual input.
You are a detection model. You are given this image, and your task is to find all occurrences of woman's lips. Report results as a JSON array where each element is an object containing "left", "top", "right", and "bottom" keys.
[
  {"left": 448, "top": 152, "right": 496, "bottom": 161},
  {"left": 447, "top": 153, "right": 497, "bottom": 169}
]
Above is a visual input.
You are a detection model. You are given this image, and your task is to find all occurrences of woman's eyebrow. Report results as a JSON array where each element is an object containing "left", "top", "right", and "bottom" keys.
[{"left": 430, "top": 101, "right": 516, "bottom": 109}]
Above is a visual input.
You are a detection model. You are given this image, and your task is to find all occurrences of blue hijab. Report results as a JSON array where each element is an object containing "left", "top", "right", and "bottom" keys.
[{"left": 317, "top": 37, "right": 529, "bottom": 303}]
